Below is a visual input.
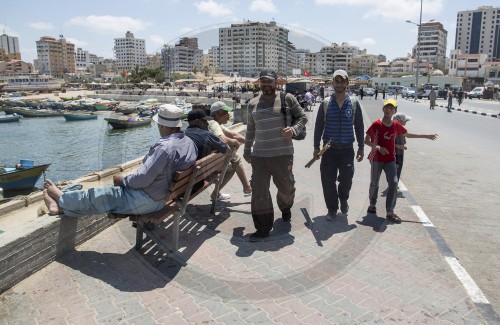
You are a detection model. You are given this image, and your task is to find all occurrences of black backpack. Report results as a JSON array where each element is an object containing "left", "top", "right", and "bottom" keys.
[{"left": 280, "top": 92, "right": 306, "bottom": 140}]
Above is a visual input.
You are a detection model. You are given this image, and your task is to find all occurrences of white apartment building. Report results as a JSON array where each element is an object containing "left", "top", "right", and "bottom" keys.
[
  {"left": 170, "top": 37, "right": 203, "bottom": 73},
  {"left": 75, "top": 48, "right": 90, "bottom": 74},
  {"left": 448, "top": 49, "right": 488, "bottom": 77},
  {"left": 0, "top": 34, "right": 21, "bottom": 60},
  {"left": 351, "top": 54, "right": 381, "bottom": 76},
  {"left": 208, "top": 46, "right": 220, "bottom": 73},
  {"left": 218, "top": 21, "right": 289, "bottom": 77},
  {"left": 36, "top": 36, "right": 75, "bottom": 77},
  {"left": 412, "top": 21, "right": 447, "bottom": 70},
  {"left": 455, "top": 6, "right": 500, "bottom": 61},
  {"left": 294, "top": 49, "right": 310, "bottom": 70},
  {"left": 113, "top": 31, "right": 147, "bottom": 70}
]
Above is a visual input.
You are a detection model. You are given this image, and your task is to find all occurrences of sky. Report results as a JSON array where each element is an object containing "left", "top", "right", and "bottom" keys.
[{"left": 2, "top": 0, "right": 499, "bottom": 65}]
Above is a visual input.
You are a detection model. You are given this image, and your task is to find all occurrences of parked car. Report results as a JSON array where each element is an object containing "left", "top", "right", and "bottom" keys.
[
  {"left": 363, "top": 88, "right": 375, "bottom": 96},
  {"left": 402, "top": 87, "right": 416, "bottom": 98},
  {"left": 467, "top": 87, "right": 484, "bottom": 99}
]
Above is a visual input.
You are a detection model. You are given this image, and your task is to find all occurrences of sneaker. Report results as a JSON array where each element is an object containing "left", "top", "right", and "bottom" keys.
[
  {"left": 326, "top": 211, "right": 337, "bottom": 221},
  {"left": 243, "top": 190, "right": 252, "bottom": 197},
  {"left": 282, "top": 209, "right": 291, "bottom": 222},
  {"left": 340, "top": 200, "right": 349, "bottom": 214},
  {"left": 249, "top": 231, "right": 269, "bottom": 242},
  {"left": 217, "top": 193, "right": 231, "bottom": 201}
]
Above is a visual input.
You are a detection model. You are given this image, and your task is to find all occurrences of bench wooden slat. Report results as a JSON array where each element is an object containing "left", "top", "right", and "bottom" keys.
[{"left": 173, "top": 152, "right": 226, "bottom": 182}]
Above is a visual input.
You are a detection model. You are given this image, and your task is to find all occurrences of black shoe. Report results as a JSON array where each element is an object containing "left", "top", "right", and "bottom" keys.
[
  {"left": 282, "top": 209, "right": 291, "bottom": 222},
  {"left": 249, "top": 231, "right": 269, "bottom": 242},
  {"left": 340, "top": 200, "right": 349, "bottom": 214}
]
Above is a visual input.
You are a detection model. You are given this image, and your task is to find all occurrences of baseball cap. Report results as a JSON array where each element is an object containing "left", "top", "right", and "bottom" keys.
[
  {"left": 333, "top": 69, "right": 348, "bottom": 80},
  {"left": 383, "top": 98, "right": 398, "bottom": 108},
  {"left": 393, "top": 112, "right": 412, "bottom": 122},
  {"left": 152, "top": 104, "right": 183, "bottom": 127},
  {"left": 187, "top": 108, "right": 213, "bottom": 121},
  {"left": 210, "top": 101, "right": 234, "bottom": 114},
  {"left": 259, "top": 69, "right": 278, "bottom": 80}
]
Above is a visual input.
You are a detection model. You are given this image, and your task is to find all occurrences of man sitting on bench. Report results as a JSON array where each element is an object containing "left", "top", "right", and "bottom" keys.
[{"left": 43, "top": 104, "right": 197, "bottom": 217}]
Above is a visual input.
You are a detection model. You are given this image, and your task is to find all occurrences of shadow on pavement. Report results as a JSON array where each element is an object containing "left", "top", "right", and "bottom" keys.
[{"left": 356, "top": 214, "right": 388, "bottom": 232}]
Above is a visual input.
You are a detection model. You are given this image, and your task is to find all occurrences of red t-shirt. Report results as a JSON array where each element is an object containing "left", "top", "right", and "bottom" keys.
[{"left": 366, "top": 119, "right": 407, "bottom": 162}]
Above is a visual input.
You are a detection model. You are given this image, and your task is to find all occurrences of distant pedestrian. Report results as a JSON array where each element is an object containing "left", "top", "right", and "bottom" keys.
[
  {"left": 365, "top": 99, "right": 437, "bottom": 223},
  {"left": 429, "top": 88, "right": 437, "bottom": 110},
  {"left": 457, "top": 88, "right": 464, "bottom": 106},
  {"left": 375, "top": 88, "right": 378, "bottom": 100},
  {"left": 447, "top": 90, "right": 453, "bottom": 112},
  {"left": 360, "top": 87, "right": 364, "bottom": 100},
  {"left": 382, "top": 87, "right": 386, "bottom": 100}
]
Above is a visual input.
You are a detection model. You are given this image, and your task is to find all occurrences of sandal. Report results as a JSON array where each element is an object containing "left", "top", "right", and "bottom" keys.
[
  {"left": 367, "top": 206, "right": 376, "bottom": 214},
  {"left": 386, "top": 213, "right": 402, "bottom": 224}
]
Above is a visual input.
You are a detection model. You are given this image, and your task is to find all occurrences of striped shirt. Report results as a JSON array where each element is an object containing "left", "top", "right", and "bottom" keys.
[{"left": 244, "top": 92, "right": 307, "bottom": 157}]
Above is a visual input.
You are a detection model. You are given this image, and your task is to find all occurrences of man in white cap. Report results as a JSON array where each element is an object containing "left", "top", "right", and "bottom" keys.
[
  {"left": 313, "top": 69, "right": 365, "bottom": 220},
  {"left": 42, "top": 104, "right": 197, "bottom": 217},
  {"left": 209, "top": 101, "right": 252, "bottom": 200}
]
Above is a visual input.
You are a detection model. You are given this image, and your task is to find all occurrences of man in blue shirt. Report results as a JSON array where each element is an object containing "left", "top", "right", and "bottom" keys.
[
  {"left": 43, "top": 104, "right": 197, "bottom": 217},
  {"left": 313, "top": 70, "right": 365, "bottom": 219}
]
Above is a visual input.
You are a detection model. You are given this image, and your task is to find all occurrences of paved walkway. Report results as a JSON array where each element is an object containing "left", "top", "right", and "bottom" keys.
[{"left": 1, "top": 101, "right": 498, "bottom": 324}]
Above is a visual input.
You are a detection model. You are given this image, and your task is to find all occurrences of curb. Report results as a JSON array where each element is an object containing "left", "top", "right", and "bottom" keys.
[{"left": 435, "top": 104, "right": 499, "bottom": 118}]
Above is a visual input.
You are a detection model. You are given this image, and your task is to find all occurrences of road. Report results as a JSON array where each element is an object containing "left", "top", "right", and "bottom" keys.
[{"left": 358, "top": 95, "right": 500, "bottom": 314}]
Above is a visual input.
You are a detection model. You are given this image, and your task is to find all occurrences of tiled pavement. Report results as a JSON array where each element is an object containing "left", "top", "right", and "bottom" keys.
[{"left": 1, "top": 106, "right": 498, "bottom": 324}]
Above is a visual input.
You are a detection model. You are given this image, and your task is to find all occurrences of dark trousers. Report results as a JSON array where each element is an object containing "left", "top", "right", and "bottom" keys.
[
  {"left": 250, "top": 155, "right": 295, "bottom": 234},
  {"left": 320, "top": 148, "right": 355, "bottom": 213},
  {"left": 396, "top": 153, "right": 404, "bottom": 181}
]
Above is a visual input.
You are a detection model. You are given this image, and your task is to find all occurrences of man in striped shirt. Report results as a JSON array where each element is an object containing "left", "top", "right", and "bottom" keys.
[
  {"left": 244, "top": 69, "right": 307, "bottom": 242},
  {"left": 313, "top": 69, "right": 365, "bottom": 220}
]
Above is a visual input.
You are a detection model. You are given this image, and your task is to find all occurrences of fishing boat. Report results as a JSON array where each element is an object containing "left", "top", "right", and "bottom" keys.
[
  {"left": 3, "top": 107, "right": 62, "bottom": 117},
  {"left": 104, "top": 115, "right": 152, "bottom": 129},
  {"left": 0, "top": 161, "right": 50, "bottom": 191},
  {"left": 63, "top": 112, "right": 97, "bottom": 121},
  {"left": 0, "top": 113, "right": 21, "bottom": 123}
]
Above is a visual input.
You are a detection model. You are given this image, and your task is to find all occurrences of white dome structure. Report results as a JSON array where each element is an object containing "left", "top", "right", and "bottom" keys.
[{"left": 432, "top": 69, "right": 444, "bottom": 76}]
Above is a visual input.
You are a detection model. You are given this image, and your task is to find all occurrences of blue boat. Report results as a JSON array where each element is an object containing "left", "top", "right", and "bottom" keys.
[
  {"left": 63, "top": 112, "right": 97, "bottom": 121},
  {"left": 0, "top": 163, "right": 50, "bottom": 191},
  {"left": 0, "top": 114, "right": 21, "bottom": 123}
]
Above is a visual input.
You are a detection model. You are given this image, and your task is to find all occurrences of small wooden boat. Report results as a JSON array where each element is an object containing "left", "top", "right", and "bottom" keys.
[
  {"left": 0, "top": 163, "right": 50, "bottom": 191},
  {"left": 104, "top": 116, "right": 152, "bottom": 129},
  {"left": 0, "top": 114, "right": 21, "bottom": 123},
  {"left": 4, "top": 107, "right": 62, "bottom": 117},
  {"left": 63, "top": 112, "right": 98, "bottom": 121}
]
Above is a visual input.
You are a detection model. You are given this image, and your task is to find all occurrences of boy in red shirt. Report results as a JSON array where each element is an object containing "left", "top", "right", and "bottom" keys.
[{"left": 364, "top": 99, "right": 437, "bottom": 223}]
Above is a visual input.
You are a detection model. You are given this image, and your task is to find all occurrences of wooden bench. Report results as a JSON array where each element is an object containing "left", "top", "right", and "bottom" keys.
[{"left": 108, "top": 151, "right": 231, "bottom": 257}]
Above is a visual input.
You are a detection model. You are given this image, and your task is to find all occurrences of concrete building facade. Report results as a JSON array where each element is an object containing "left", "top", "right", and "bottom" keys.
[
  {"left": 455, "top": 6, "right": 500, "bottom": 61},
  {"left": 36, "top": 36, "right": 75, "bottom": 77},
  {"left": 113, "top": 31, "right": 147, "bottom": 70},
  {"left": 0, "top": 34, "right": 21, "bottom": 60},
  {"left": 412, "top": 21, "right": 447, "bottom": 70},
  {"left": 218, "top": 21, "right": 289, "bottom": 77}
]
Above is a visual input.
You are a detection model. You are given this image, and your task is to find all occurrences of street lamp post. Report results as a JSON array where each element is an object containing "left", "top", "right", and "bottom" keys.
[{"left": 406, "top": 0, "right": 423, "bottom": 102}]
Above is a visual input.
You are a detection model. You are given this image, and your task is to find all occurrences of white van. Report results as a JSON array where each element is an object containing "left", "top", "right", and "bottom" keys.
[{"left": 387, "top": 85, "right": 404, "bottom": 95}]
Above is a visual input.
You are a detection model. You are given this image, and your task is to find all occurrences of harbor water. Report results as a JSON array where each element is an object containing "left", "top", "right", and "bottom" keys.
[{"left": 0, "top": 113, "right": 168, "bottom": 195}]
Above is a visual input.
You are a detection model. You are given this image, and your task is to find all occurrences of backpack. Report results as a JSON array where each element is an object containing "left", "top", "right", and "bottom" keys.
[{"left": 280, "top": 91, "right": 306, "bottom": 140}]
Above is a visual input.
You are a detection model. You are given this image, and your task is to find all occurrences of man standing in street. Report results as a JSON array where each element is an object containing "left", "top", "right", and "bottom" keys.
[
  {"left": 244, "top": 69, "right": 307, "bottom": 241},
  {"left": 312, "top": 69, "right": 365, "bottom": 219}
]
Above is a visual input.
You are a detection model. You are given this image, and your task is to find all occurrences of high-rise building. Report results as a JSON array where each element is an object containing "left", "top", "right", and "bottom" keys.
[
  {"left": 218, "top": 21, "right": 289, "bottom": 77},
  {"left": 0, "top": 33, "right": 21, "bottom": 60},
  {"left": 113, "top": 31, "right": 147, "bottom": 70},
  {"left": 412, "top": 21, "right": 447, "bottom": 70},
  {"left": 36, "top": 35, "right": 75, "bottom": 77},
  {"left": 455, "top": 6, "right": 500, "bottom": 61}
]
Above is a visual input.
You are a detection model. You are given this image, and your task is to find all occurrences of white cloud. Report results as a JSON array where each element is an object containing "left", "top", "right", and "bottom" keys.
[
  {"left": 348, "top": 37, "right": 376, "bottom": 47},
  {"left": 249, "top": 0, "right": 278, "bottom": 13},
  {"left": 28, "top": 22, "right": 54, "bottom": 30},
  {"left": 194, "top": 0, "right": 233, "bottom": 17},
  {"left": 150, "top": 34, "right": 166, "bottom": 46},
  {"left": 315, "top": 0, "right": 444, "bottom": 22},
  {"left": 66, "top": 38, "right": 88, "bottom": 47},
  {"left": 67, "top": 15, "right": 151, "bottom": 34}
]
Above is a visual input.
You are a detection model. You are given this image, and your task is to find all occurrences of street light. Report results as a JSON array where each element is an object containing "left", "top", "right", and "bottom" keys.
[{"left": 406, "top": 0, "right": 423, "bottom": 101}]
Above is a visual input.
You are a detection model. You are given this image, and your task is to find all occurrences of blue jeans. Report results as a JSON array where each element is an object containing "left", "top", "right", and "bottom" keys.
[
  {"left": 59, "top": 186, "right": 166, "bottom": 217},
  {"left": 369, "top": 161, "right": 398, "bottom": 214}
]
